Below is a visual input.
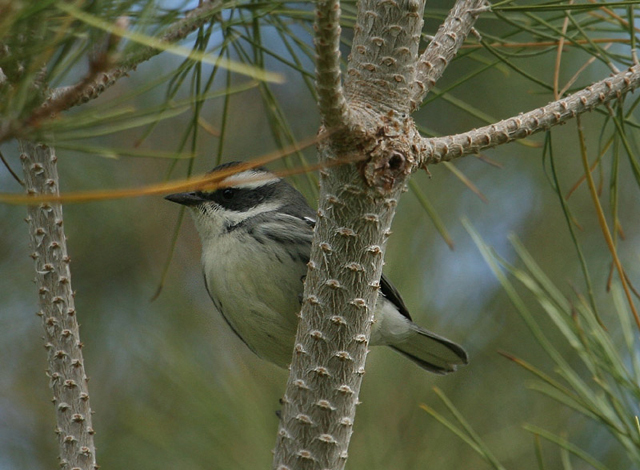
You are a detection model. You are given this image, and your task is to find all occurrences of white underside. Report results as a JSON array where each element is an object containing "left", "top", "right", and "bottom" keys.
[
  {"left": 197, "top": 213, "right": 415, "bottom": 368},
  {"left": 201, "top": 229, "right": 304, "bottom": 366}
]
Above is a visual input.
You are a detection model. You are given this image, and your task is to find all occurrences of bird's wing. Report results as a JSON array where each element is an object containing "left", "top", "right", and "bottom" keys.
[{"left": 247, "top": 212, "right": 314, "bottom": 267}]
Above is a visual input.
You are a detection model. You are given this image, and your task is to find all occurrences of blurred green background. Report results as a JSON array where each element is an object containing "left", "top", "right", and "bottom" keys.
[{"left": 1, "top": 2, "right": 640, "bottom": 469}]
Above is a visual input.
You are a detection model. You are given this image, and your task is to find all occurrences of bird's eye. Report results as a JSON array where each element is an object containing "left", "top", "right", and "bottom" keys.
[{"left": 222, "top": 188, "right": 235, "bottom": 200}]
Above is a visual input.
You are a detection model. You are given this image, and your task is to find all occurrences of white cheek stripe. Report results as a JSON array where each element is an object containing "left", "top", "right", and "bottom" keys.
[{"left": 213, "top": 201, "right": 283, "bottom": 224}]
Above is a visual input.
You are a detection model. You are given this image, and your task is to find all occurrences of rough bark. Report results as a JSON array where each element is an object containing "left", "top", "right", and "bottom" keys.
[
  {"left": 273, "top": 109, "right": 424, "bottom": 470},
  {"left": 422, "top": 63, "right": 640, "bottom": 163},
  {"left": 315, "top": 0, "right": 351, "bottom": 128},
  {"left": 410, "top": 0, "right": 487, "bottom": 110},
  {"left": 20, "top": 141, "right": 97, "bottom": 470},
  {"left": 273, "top": 0, "right": 430, "bottom": 467},
  {"left": 344, "top": 0, "right": 426, "bottom": 114}
]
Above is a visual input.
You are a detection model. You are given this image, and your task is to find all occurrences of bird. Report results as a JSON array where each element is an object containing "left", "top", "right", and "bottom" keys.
[{"left": 165, "top": 161, "right": 468, "bottom": 374}]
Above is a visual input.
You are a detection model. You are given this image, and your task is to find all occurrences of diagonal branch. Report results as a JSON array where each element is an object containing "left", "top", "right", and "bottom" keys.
[
  {"left": 54, "top": 0, "right": 225, "bottom": 111},
  {"left": 315, "top": 0, "right": 352, "bottom": 129},
  {"left": 421, "top": 64, "right": 640, "bottom": 164},
  {"left": 410, "top": 0, "right": 487, "bottom": 111},
  {"left": 0, "top": 0, "right": 225, "bottom": 144}
]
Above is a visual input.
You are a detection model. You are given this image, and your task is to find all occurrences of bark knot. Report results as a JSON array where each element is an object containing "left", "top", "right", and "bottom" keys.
[{"left": 360, "top": 111, "right": 420, "bottom": 192}]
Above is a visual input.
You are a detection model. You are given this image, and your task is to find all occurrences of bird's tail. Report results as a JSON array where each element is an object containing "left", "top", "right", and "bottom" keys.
[{"left": 389, "top": 324, "right": 468, "bottom": 374}]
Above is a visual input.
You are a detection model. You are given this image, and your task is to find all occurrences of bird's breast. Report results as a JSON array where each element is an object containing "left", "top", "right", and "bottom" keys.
[{"left": 200, "top": 232, "right": 307, "bottom": 366}]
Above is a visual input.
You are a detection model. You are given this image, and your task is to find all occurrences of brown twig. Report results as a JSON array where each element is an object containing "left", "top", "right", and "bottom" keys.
[{"left": 0, "top": 133, "right": 329, "bottom": 205}]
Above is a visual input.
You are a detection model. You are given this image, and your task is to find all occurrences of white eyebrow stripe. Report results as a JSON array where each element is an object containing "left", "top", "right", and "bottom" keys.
[
  {"left": 222, "top": 170, "right": 280, "bottom": 189},
  {"left": 221, "top": 202, "right": 283, "bottom": 220}
]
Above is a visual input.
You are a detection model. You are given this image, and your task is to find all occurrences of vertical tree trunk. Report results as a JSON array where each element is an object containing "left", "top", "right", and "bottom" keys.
[
  {"left": 273, "top": 159, "right": 407, "bottom": 469},
  {"left": 273, "top": 0, "right": 428, "bottom": 467},
  {"left": 20, "top": 141, "right": 97, "bottom": 470}
]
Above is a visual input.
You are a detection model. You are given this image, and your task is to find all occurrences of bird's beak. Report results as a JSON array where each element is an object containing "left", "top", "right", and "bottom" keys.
[{"left": 164, "top": 192, "right": 205, "bottom": 206}]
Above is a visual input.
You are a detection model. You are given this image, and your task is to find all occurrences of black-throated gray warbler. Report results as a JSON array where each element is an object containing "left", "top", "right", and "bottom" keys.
[{"left": 165, "top": 162, "right": 468, "bottom": 374}]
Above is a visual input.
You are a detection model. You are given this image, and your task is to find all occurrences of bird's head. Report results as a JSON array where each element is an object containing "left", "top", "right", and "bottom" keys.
[{"left": 165, "top": 162, "right": 311, "bottom": 238}]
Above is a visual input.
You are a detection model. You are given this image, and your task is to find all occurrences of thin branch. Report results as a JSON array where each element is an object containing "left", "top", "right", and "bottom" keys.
[
  {"left": 25, "top": 52, "right": 117, "bottom": 132},
  {"left": 422, "top": 64, "right": 640, "bottom": 163},
  {"left": 19, "top": 141, "right": 97, "bottom": 470},
  {"left": 411, "top": 0, "right": 488, "bottom": 111},
  {"left": 0, "top": 148, "right": 24, "bottom": 186},
  {"left": 0, "top": 0, "right": 225, "bottom": 144},
  {"left": 558, "top": 44, "right": 609, "bottom": 98},
  {"left": 315, "top": 0, "right": 351, "bottom": 129},
  {"left": 65, "top": 0, "right": 225, "bottom": 107}
]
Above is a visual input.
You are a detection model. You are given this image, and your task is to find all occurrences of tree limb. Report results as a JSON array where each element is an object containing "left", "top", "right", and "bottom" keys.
[
  {"left": 344, "top": 0, "right": 427, "bottom": 113},
  {"left": 19, "top": 141, "right": 97, "bottom": 470},
  {"left": 411, "top": 0, "right": 487, "bottom": 111},
  {"left": 315, "top": 0, "right": 352, "bottom": 129},
  {"left": 274, "top": 0, "right": 430, "bottom": 468},
  {"left": 0, "top": 0, "right": 225, "bottom": 143},
  {"left": 56, "top": 0, "right": 225, "bottom": 110},
  {"left": 422, "top": 64, "right": 640, "bottom": 163}
]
